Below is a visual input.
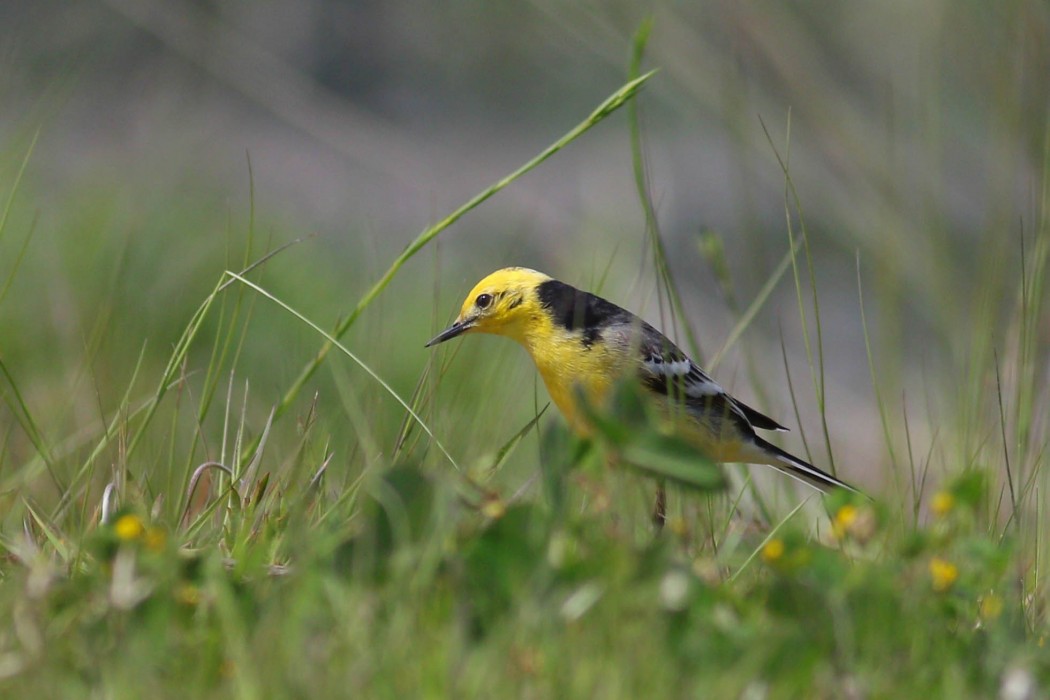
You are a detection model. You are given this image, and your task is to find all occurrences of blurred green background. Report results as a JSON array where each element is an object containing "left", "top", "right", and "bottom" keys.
[
  {"left": 1, "top": 0, "right": 1048, "bottom": 499},
  {"left": 1, "top": 3, "right": 1048, "bottom": 697}
]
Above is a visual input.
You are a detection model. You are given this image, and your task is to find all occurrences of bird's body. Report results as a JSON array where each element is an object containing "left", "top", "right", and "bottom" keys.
[{"left": 427, "top": 267, "right": 859, "bottom": 494}]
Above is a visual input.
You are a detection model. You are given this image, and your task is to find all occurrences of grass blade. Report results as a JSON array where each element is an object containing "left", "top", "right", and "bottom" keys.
[
  {"left": 225, "top": 271, "right": 462, "bottom": 471},
  {"left": 273, "top": 72, "right": 657, "bottom": 424}
]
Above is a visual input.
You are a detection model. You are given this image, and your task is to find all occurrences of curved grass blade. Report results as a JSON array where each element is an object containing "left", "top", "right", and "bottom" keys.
[
  {"left": 225, "top": 271, "right": 462, "bottom": 472},
  {"left": 273, "top": 72, "right": 657, "bottom": 423}
]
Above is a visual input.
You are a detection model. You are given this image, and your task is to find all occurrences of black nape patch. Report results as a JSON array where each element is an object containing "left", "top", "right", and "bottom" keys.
[{"left": 536, "top": 279, "right": 630, "bottom": 347}]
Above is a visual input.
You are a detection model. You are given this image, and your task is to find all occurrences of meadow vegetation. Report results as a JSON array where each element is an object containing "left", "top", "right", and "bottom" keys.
[{"left": 1, "top": 17, "right": 1049, "bottom": 699}]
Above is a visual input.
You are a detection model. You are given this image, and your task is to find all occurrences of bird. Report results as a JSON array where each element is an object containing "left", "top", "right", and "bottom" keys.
[{"left": 426, "top": 267, "right": 860, "bottom": 497}]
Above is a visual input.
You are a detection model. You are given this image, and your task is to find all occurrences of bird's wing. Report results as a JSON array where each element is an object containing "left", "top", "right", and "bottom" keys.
[{"left": 634, "top": 323, "right": 787, "bottom": 433}]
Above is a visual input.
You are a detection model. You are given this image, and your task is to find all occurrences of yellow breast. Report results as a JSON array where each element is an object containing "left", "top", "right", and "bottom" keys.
[{"left": 520, "top": 325, "right": 630, "bottom": 435}]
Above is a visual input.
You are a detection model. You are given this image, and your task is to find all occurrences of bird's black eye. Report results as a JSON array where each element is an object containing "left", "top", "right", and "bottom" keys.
[{"left": 475, "top": 293, "right": 493, "bottom": 309}]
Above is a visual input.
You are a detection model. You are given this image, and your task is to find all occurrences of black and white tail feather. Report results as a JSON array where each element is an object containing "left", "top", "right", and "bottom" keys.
[{"left": 749, "top": 435, "right": 860, "bottom": 494}]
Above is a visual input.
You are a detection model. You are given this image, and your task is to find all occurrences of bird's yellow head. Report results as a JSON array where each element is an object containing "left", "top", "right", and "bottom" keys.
[{"left": 425, "top": 267, "right": 552, "bottom": 347}]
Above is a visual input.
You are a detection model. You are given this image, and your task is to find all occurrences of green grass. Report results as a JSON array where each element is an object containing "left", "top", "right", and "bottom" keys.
[{"left": 1, "top": 66, "right": 1049, "bottom": 700}]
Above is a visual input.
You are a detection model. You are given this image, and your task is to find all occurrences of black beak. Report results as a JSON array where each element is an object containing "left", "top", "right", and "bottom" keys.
[{"left": 425, "top": 320, "right": 472, "bottom": 347}]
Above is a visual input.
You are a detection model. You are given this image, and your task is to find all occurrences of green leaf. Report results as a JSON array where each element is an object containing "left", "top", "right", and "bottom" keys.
[
  {"left": 573, "top": 379, "right": 726, "bottom": 492},
  {"left": 488, "top": 404, "right": 549, "bottom": 474},
  {"left": 950, "top": 470, "right": 987, "bottom": 508},
  {"left": 619, "top": 431, "right": 726, "bottom": 492},
  {"left": 343, "top": 464, "right": 436, "bottom": 582},
  {"left": 575, "top": 380, "right": 649, "bottom": 447},
  {"left": 368, "top": 463, "right": 435, "bottom": 548},
  {"left": 462, "top": 504, "right": 549, "bottom": 634},
  {"left": 539, "top": 422, "right": 596, "bottom": 518}
]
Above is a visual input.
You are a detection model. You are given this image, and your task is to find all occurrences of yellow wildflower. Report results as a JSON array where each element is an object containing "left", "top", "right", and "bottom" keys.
[
  {"left": 114, "top": 514, "right": 146, "bottom": 542},
  {"left": 481, "top": 497, "right": 506, "bottom": 519},
  {"left": 931, "top": 492, "right": 955, "bottom": 518},
  {"left": 175, "top": 583, "right": 202, "bottom": 607},
  {"left": 761, "top": 538, "right": 785, "bottom": 563},
  {"left": 144, "top": 526, "right": 167, "bottom": 552},
  {"left": 929, "top": 557, "right": 959, "bottom": 592},
  {"left": 832, "top": 504, "right": 859, "bottom": 540},
  {"left": 979, "top": 592, "right": 1003, "bottom": 621},
  {"left": 668, "top": 516, "right": 689, "bottom": 538}
]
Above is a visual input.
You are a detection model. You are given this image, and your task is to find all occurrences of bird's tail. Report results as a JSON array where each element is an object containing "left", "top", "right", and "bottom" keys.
[{"left": 751, "top": 436, "right": 863, "bottom": 495}]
